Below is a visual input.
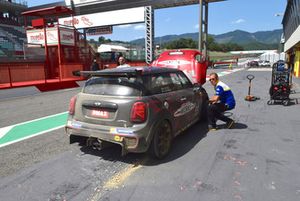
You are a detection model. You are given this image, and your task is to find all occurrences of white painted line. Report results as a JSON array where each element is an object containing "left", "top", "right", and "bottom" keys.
[
  {"left": 0, "top": 126, "right": 13, "bottom": 139},
  {"left": 0, "top": 111, "right": 68, "bottom": 129},
  {"left": 0, "top": 125, "right": 65, "bottom": 148}
]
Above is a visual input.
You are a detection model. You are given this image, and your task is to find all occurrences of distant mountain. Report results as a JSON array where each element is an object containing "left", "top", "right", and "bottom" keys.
[
  {"left": 129, "top": 29, "right": 282, "bottom": 50},
  {"left": 213, "top": 29, "right": 282, "bottom": 44}
]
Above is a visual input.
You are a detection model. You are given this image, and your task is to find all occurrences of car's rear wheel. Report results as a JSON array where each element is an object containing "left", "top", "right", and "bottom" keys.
[{"left": 149, "top": 120, "right": 172, "bottom": 159}]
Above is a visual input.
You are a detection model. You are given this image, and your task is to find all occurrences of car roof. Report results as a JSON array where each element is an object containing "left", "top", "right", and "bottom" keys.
[
  {"left": 159, "top": 49, "right": 201, "bottom": 56},
  {"left": 86, "top": 66, "right": 181, "bottom": 77}
]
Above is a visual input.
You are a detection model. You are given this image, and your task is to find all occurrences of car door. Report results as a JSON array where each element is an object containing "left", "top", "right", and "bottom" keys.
[
  {"left": 169, "top": 72, "right": 199, "bottom": 133},
  {"left": 175, "top": 71, "right": 200, "bottom": 125},
  {"left": 150, "top": 73, "right": 183, "bottom": 134}
]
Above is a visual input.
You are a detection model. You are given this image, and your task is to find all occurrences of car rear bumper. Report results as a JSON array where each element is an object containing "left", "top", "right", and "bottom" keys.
[{"left": 65, "top": 119, "right": 149, "bottom": 154}]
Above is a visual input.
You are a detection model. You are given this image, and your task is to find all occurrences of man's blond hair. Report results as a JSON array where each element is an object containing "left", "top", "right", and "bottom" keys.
[{"left": 209, "top": 72, "right": 219, "bottom": 80}]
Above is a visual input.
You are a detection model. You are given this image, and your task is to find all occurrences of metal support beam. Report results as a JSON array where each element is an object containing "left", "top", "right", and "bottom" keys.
[
  {"left": 145, "top": 6, "right": 154, "bottom": 64},
  {"left": 198, "top": 0, "right": 203, "bottom": 52},
  {"left": 203, "top": 1, "right": 209, "bottom": 59},
  {"left": 199, "top": 0, "right": 209, "bottom": 60}
]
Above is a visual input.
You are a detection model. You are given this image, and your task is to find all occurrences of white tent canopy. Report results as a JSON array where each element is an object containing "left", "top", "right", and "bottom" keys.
[
  {"left": 259, "top": 51, "right": 285, "bottom": 63},
  {"left": 98, "top": 44, "right": 129, "bottom": 53}
]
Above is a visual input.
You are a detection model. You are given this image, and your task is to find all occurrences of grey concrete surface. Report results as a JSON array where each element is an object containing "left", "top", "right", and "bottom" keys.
[
  {"left": 96, "top": 68, "right": 300, "bottom": 201},
  {"left": 0, "top": 86, "right": 40, "bottom": 101},
  {"left": 0, "top": 67, "right": 299, "bottom": 201}
]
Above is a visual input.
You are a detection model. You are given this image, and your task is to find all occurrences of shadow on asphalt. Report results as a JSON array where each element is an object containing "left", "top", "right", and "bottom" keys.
[
  {"left": 144, "top": 121, "right": 209, "bottom": 166},
  {"left": 77, "top": 120, "right": 248, "bottom": 165},
  {"left": 217, "top": 122, "right": 248, "bottom": 130},
  {"left": 77, "top": 121, "right": 209, "bottom": 165}
]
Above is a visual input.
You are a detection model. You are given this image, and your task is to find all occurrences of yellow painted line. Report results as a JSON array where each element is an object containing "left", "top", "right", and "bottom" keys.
[
  {"left": 104, "top": 164, "right": 142, "bottom": 189},
  {"left": 88, "top": 158, "right": 147, "bottom": 201}
]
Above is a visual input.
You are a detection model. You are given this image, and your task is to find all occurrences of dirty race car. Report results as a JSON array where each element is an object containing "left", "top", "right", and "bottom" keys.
[{"left": 66, "top": 67, "right": 208, "bottom": 159}]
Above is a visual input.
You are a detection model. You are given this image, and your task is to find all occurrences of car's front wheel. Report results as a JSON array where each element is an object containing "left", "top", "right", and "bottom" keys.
[
  {"left": 149, "top": 120, "right": 173, "bottom": 159},
  {"left": 199, "top": 89, "right": 209, "bottom": 121}
]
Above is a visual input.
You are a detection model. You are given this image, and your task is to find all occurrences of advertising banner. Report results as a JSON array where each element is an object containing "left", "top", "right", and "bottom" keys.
[
  {"left": 26, "top": 27, "right": 75, "bottom": 46},
  {"left": 58, "top": 7, "right": 145, "bottom": 29}
]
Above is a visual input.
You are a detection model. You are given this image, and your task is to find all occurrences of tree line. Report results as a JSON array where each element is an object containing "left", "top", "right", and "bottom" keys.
[
  {"left": 161, "top": 36, "right": 244, "bottom": 51},
  {"left": 89, "top": 36, "right": 244, "bottom": 52}
]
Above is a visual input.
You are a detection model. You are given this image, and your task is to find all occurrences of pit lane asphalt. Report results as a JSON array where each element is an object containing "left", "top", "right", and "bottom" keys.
[{"left": 0, "top": 66, "right": 300, "bottom": 201}]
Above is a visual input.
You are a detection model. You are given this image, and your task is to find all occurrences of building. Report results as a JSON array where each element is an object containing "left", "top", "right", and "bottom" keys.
[
  {"left": 0, "top": 0, "right": 28, "bottom": 58},
  {"left": 282, "top": 0, "right": 300, "bottom": 77}
]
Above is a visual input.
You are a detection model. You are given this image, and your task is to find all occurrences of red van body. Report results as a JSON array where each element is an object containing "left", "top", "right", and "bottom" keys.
[{"left": 151, "top": 49, "right": 208, "bottom": 85}]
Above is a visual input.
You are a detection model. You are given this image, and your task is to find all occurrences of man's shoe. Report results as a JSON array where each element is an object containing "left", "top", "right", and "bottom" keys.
[
  {"left": 208, "top": 125, "right": 217, "bottom": 131},
  {"left": 226, "top": 119, "right": 235, "bottom": 129}
]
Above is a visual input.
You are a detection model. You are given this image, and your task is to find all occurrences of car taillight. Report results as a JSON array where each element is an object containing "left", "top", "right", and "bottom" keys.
[
  {"left": 69, "top": 96, "right": 77, "bottom": 115},
  {"left": 130, "top": 102, "right": 147, "bottom": 123}
]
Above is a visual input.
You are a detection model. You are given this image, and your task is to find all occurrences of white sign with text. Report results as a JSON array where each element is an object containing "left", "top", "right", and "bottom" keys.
[
  {"left": 58, "top": 7, "right": 145, "bottom": 29},
  {"left": 26, "top": 27, "right": 75, "bottom": 46}
]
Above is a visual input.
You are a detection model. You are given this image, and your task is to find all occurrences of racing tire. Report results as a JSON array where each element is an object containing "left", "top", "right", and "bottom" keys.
[
  {"left": 199, "top": 98, "right": 208, "bottom": 122},
  {"left": 199, "top": 89, "right": 209, "bottom": 121},
  {"left": 149, "top": 120, "right": 173, "bottom": 159}
]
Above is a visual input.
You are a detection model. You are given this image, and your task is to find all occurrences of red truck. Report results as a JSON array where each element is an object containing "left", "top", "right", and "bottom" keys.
[{"left": 151, "top": 49, "right": 208, "bottom": 85}]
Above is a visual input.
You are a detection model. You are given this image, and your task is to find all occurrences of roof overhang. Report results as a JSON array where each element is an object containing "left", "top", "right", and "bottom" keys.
[
  {"left": 284, "top": 25, "right": 300, "bottom": 52},
  {"left": 72, "top": 0, "right": 225, "bottom": 15},
  {"left": 22, "top": 6, "right": 74, "bottom": 17},
  {"left": 29, "top": 0, "right": 225, "bottom": 16}
]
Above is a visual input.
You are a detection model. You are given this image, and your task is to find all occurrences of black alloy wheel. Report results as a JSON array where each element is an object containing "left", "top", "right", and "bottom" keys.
[{"left": 150, "top": 120, "right": 172, "bottom": 159}]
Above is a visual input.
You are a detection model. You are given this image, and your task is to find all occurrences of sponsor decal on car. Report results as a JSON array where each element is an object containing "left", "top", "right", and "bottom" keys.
[
  {"left": 71, "top": 121, "right": 82, "bottom": 128},
  {"left": 114, "top": 135, "right": 123, "bottom": 142},
  {"left": 158, "top": 60, "right": 191, "bottom": 67},
  {"left": 110, "top": 128, "right": 134, "bottom": 135},
  {"left": 174, "top": 102, "right": 196, "bottom": 117}
]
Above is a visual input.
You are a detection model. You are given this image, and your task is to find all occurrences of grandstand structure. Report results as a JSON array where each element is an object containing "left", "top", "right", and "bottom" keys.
[
  {"left": 0, "top": 0, "right": 28, "bottom": 58},
  {"left": 0, "top": 3, "right": 96, "bottom": 91}
]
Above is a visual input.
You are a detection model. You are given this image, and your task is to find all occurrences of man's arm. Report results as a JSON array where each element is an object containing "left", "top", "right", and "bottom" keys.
[{"left": 209, "top": 95, "right": 220, "bottom": 104}]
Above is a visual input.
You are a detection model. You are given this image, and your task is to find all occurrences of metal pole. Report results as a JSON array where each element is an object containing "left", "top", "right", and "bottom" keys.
[
  {"left": 204, "top": 1, "right": 208, "bottom": 60},
  {"left": 145, "top": 6, "right": 154, "bottom": 64},
  {"left": 57, "top": 22, "right": 63, "bottom": 81},
  {"left": 199, "top": 0, "right": 203, "bottom": 52},
  {"left": 43, "top": 19, "right": 49, "bottom": 83}
]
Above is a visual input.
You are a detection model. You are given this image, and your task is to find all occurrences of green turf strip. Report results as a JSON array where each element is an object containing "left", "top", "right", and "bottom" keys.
[{"left": 0, "top": 113, "right": 68, "bottom": 145}]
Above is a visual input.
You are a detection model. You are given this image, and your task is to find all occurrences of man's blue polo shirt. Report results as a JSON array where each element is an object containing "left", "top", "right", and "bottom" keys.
[{"left": 215, "top": 81, "right": 236, "bottom": 110}]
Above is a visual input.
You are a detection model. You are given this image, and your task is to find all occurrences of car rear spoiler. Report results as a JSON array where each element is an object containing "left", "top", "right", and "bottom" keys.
[{"left": 72, "top": 70, "right": 144, "bottom": 77}]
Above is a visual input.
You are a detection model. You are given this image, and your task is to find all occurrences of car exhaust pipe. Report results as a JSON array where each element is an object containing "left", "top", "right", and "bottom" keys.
[
  {"left": 86, "top": 137, "right": 112, "bottom": 151},
  {"left": 92, "top": 139, "right": 103, "bottom": 150},
  {"left": 86, "top": 137, "right": 103, "bottom": 150}
]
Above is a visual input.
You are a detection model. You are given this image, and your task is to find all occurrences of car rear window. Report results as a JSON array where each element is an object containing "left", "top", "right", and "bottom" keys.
[{"left": 83, "top": 76, "right": 145, "bottom": 96}]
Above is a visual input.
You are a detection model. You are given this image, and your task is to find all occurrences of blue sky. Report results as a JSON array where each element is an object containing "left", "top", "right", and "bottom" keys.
[{"left": 27, "top": 0, "right": 287, "bottom": 41}]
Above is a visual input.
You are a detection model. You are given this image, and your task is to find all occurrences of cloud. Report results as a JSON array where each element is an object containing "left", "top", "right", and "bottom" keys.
[
  {"left": 134, "top": 25, "right": 145, "bottom": 30},
  {"left": 134, "top": 36, "right": 144, "bottom": 40},
  {"left": 232, "top": 19, "right": 245, "bottom": 24},
  {"left": 116, "top": 24, "right": 132, "bottom": 29},
  {"left": 194, "top": 24, "right": 199, "bottom": 29},
  {"left": 274, "top": 13, "right": 283, "bottom": 17}
]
